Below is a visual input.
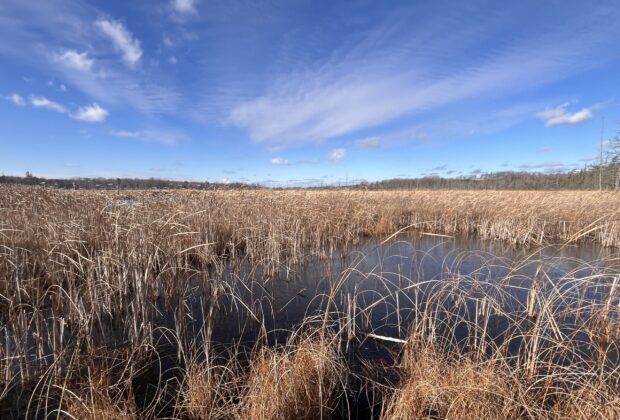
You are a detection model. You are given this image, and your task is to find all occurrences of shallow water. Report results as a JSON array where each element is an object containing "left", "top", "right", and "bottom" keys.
[
  {"left": 3, "top": 234, "right": 619, "bottom": 418},
  {"left": 198, "top": 235, "right": 618, "bottom": 345}
]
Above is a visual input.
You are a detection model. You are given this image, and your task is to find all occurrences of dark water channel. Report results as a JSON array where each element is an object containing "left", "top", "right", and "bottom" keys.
[
  {"left": 148, "top": 235, "right": 619, "bottom": 418},
  {"left": 4, "top": 235, "right": 619, "bottom": 418},
  {"left": 203, "top": 235, "right": 618, "bottom": 348}
]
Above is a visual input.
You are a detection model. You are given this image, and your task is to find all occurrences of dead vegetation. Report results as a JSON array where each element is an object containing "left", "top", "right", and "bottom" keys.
[{"left": 0, "top": 185, "right": 619, "bottom": 419}]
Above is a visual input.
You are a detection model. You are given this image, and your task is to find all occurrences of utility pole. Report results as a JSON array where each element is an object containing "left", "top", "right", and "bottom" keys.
[{"left": 599, "top": 116, "right": 605, "bottom": 191}]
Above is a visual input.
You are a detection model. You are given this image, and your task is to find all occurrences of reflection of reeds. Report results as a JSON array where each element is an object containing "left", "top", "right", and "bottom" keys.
[{"left": 0, "top": 185, "right": 619, "bottom": 418}]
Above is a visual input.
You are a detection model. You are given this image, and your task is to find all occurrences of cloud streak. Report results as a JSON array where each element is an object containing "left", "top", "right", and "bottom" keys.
[
  {"left": 30, "top": 95, "right": 67, "bottom": 113},
  {"left": 228, "top": 5, "right": 619, "bottom": 148},
  {"left": 516, "top": 161, "right": 578, "bottom": 173},
  {"left": 110, "top": 129, "right": 185, "bottom": 145},
  {"left": 95, "top": 19, "right": 142, "bottom": 68},
  {"left": 327, "top": 148, "right": 346, "bottom": 161},
  {"left": 55, "top": 50, "right": 94, "bottom": 71},
  {"left": 354, "top": 136, "right": 381, "bottom": 149},
  {"left": 171, "top": 0, "right": 198, "bottom": 16},
  {"left": 5, "top": 93, "right": 25, "bottom": 106},
  {"left": 271, "top": 157, "right": 290, "bottom": 166}
]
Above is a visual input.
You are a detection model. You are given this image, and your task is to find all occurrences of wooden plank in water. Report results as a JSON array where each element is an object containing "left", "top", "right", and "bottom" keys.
[
  {"left": 420, "top": 232, "right": 454, "bottom": 238},
  {"left": 366, "top": 333, "right": 407, "bottom": 344}
]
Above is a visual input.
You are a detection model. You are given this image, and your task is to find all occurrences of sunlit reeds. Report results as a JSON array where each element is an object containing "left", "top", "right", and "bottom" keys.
[{"left": 0, "top": 185, "right": 618, "bottom": 418}]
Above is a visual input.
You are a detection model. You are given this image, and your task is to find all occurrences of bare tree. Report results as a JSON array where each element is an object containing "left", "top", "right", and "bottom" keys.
[{"left": 611, "top": 132, "right": 620, "bottom": 191}]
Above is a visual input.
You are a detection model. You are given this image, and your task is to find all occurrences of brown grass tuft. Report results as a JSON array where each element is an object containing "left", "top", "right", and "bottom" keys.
[
  {"left": 238, "top": 332, "right": 345, "bottom": 419},
  {"left": 381, "top": 344, "right": 522, "bottom": 420}
]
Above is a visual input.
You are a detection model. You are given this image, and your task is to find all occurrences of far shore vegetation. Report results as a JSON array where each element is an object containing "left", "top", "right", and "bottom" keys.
[{"left": 2, "top": 151, "right": 620, "bottom": 190}]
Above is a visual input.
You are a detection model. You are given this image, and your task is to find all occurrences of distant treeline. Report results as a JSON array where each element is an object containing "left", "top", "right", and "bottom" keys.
[
  {"left": 356, "top": 164, "right": 620, "bottom": 191},
  {"left": 2, "top": 161, "right": 619, "bottom": 190},
  {"left": 0, "top": 174, "right": 262, "bottom": 190}
]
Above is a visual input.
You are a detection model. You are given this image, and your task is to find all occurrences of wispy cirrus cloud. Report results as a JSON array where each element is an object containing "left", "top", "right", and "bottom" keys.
[
  {"left": 30, "top": 95, "right": 67, "bottom": 113},
  {"left": 110, "top": 130, "right": 140, "bottom": 138},
  {"left": 271, "top": 157, "right": 290, "bottom": 166},
  {"left": 516, "top": 161, "right": 578, "bottom": 173},
  {"left": 171, "top": 0, "right": 198, "bottom": 17},
  {"left": 95, "top": 19, "right": 142, "bottom": 68},
  {"left": 28, "top": 95, "right": 109, "bottom": 122},
  {"left": 47, "top": 80, "right": 67, "bottom": 92},
  {"left": 5, "top": 93, "right": 25, "bottom": 106},
  {"left": 54, "top": 49, "right": 93, "bottom": 71},
  {"left": 228, "top": 4, "right": 620, "bottom": 149},
  {"left": 0, "top": 1, "right": 180, "bottom": 116},
  {"left": 326, "top": 148, "right": 346, "bottom": 162},
  {"left": 354, "top": 136, "right": 381, "bottom": 149},
  {"left": 110, "top": 129, "right": 185, "bottom": 145}
]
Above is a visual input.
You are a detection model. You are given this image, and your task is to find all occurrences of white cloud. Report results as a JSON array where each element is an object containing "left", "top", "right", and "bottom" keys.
[
  {"left": 228, "top": 8, "right": 619, "bottom": 148},
  {"left": 271, "top": 157, "right": 290, "bottom": 166},
  {"left": 47, "top": 81, "right": 68, "bottom": 92},
  {"left": 110, "top": 130, "right": 140, "bottom": 138},
  {"left": 71, "top": 103, "right": 108, "bottom": 122},
  {"left": 95, "top": 19, "right": 142, "bottom": 68},
  {"left": 327, "top": 148, "right": 346, "bottom": 161},
  {"left": 5, "top": 93, "right": 25, "bottom": 106},
  {"left": 171, "top": 0, "right": 198, "bottom": 15},
  {"left": 55, "top": 50, "right": 94, "bottom": 71},
  {"left": 163, "top": 36, "right": 174, "bottom": 48},
  {"left": 110, "top": 129, "right": 184, "bottom": 145},
  {"left": 139, "top": 130, "right": 185, "bottom": 145},
  {"left": 536, "top": 103, "right": 593, "bottom": 127},
  {"left": 354, "top": 136, "right": 381, "bottom": 149},
  {"left": 169, "top": 56, "right": 177, "bottom": 64},
  {"left": 516, "top": 161, "right": 576, "bottom": 172},
  {"left": 30, "top": 96, "right": 67, "bottom": 113}
]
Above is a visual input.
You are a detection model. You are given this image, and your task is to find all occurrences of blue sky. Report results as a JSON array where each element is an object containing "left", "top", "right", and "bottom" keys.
[{"left": 1, "top": 0, "right": 619, "bottom": 186}]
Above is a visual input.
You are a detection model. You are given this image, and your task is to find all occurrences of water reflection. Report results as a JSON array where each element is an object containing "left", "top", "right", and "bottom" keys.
[{"left": 198, "top": 235, "right": 619, "bottom": 352}]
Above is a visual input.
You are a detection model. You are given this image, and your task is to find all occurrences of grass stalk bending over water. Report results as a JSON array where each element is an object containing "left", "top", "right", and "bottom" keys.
[{"left": 0, "top": 185, "right": 619, "bottom": 418}]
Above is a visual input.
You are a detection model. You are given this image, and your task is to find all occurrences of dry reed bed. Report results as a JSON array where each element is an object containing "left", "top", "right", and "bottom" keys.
[
  {"left": 381, "top": 342, "right": 620, "bottom": 420},
  {"left": 0, "top": 185, "right": 619, "bottom": 418}
]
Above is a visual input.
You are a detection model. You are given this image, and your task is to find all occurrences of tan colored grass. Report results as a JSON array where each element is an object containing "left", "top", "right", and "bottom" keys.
[
  {"left": 0, "top": 186, "right": 619, "bottom": 418},
  {"left": 181, "top": 356, "right": 240, "bottom": 419},
  {"left": 238, "top": 332, "right": 344, "bottom": 420},
  {"left": 60, "top": 366, "right": 137, "bottom": 420},
  {"left": 382, "top": 340, "right": 620, "bottom": 420},
  {"left": 381, "top": 345, "right": 523, "bottom": 420},
  {"left": 549, "top": 383, "right": 620, "bottom": 419}
]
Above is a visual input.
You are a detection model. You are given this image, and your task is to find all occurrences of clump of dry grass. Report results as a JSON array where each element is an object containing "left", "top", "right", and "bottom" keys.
[
  {"left": 382, "top": 341, "right": 620, "bottom": 419},
  {"left": 179, "top": 330, "right": 346, "bottom": 420},
  {"left": 62, "top": 381, "right": 136, "bottom": 420},
  {"left": 181, "top": 353, "right": 241, "bottom": 419},
  {"left": 24, "top": 360, "right": 138, "bottom": 420},
  {"left": 377, "top": 263, "right": 620, "bottom": 420},
  {"left": 549, "top": 383, "right": 620, "bottom": 419},
  {"left": 381, "top": 344, "right": 523, "bottom": 419},
  {"left": 238, "top": 331, "right": 345, "bottom": 420}
]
